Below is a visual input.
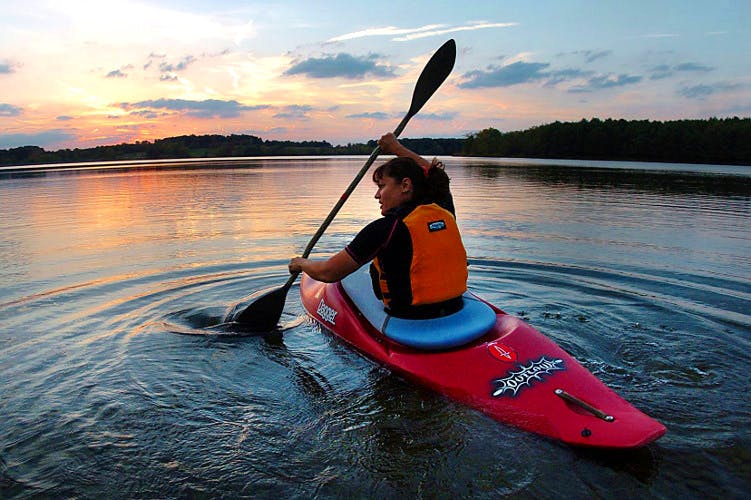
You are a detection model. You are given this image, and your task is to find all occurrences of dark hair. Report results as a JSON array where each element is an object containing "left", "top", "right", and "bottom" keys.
[{"left": 373, "top": 157, "right": 454, "bottom": 213}]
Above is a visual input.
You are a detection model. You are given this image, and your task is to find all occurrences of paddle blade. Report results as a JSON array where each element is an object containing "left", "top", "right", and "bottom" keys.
[
  {"left": 407, "top": 39, "right": 456, "bottom": 119},
  {"left": 227, "top": 285, "right": 289, "bottom": 332}
]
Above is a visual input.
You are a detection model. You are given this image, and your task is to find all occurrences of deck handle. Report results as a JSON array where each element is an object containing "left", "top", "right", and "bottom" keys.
[{"left": 555, "top": 388, "right": 615, "bottom": 422}]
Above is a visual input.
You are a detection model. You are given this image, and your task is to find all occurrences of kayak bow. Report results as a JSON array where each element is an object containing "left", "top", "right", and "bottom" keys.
[{"left": 300, "top": 268, "right": 666, "bottom": 449}]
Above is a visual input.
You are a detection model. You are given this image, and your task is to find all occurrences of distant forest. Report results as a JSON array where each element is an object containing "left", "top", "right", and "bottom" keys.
[
  {"left": 1, "top": 117, "right": 749, "bottom": 167},
  {"left": 463, "top": 117, "right": 750, "bottom": 165}
]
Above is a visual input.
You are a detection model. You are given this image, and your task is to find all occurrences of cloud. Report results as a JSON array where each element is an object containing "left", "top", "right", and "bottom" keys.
[
  {"left": 674, "top": 62, "right": 714, "bottom": 72},
  {"left": 127, "top": 109, "right": 164, "bottom": 119},
  {"left": 158, "top": 55, "right": 197, "bottom": 72},
  {"left": 459, "top": 61, "right": 551, "bottom": 88},
  {"left": 678, "top": 81, "right": 743, "bottom": 99},
  {"left": 461, "top": 59, "right": 643, "bottom": 94},
  {"left": 1, "top": 62, "right": 14, "bottom": 74},
  {"left": 649, "top": 62, "right": 715, "bottom": 80},
  {"left": 591, "top": 74, "right": 642, "bottom": 88},
  {"left": 678, "top": 84, "right": 715, "bottom": 99},
  {"left": 273, "top": 105, "right": 313, "bottom": 120},
  {"left": 569, "top": 73, "right": 642, "bottom": 93},
  {"left": 393, "top": 22, "right": 518, "bottom": 41},
  {"left": 56, "top": 115, "right": 74, "bottom": 121},
  {"left": 459, "top": 61, "right": 605, "bottom": 89},
  {"left": 0, "top": 129, "right": 76, "bottom": 149},
  {"left": 345, "top": 110, "right": 455, "bottom": 122},
  {"left": 0, "top": 103, "right": 23, "bottom": 116},
  {"left": 346, "top": 112, "right": 392, "bottom": 120},
  {"left": 564, "top": 50, "right": 612, "bottom": 63},
  {"left": 140, "top": 53, "right": 200, "bottom": 80},
  {"left": 328, "top": 25, "right": 445, "bottom": 42},
  {"left": 649, "top": 64, "right": 673, "bottom": 80},
  {"left": 544, "top": 68, "right": 595, "bottom": 86},
  {"left": 106, "top": 69, "right": 128, "bottom": 78},
  {"left": 285, "top": 53, "right": 394, "bottom": 79},
  {"left": 117, "top": 98, "right": 270, "bottom": 118},
  {"left": 327, "top": 22, "right": 517, "bottom": 43},
  {"left": 415, "top": 112, "right": 457, "bottom": 121},
  {"left": 583, "top": 50, "right": 612, "bottom": 63}
]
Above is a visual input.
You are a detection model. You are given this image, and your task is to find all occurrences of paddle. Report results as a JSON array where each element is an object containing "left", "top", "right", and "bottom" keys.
[{"left": 227, "top": 38, "right": 457, "bottom": 332}]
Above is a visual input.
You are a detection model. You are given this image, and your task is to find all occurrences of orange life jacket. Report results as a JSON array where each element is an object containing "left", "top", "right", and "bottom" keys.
[{"left": 373, "top": 203, "right": 467, "bottom": 309}]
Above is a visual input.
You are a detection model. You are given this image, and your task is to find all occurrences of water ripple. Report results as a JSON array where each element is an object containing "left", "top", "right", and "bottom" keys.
[{"left": 1, "top": 160, "right": 749, "bottom": 497}]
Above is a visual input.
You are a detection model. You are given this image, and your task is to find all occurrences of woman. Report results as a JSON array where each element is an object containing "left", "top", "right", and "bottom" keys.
[{"left": 288, "top": 133, "right": 468, "bottom": 318}]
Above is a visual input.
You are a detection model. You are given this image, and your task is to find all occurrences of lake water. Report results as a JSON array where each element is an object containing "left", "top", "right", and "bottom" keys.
[{"left": 1, "top": 157, "right": 749, "bottom": 498}]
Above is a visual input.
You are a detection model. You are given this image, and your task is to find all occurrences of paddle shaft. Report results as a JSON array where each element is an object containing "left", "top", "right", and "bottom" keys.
[
  {"left": 281, "top": 114, "right": 414, "bottom": 292},
  {"left": 230, "top": 39, "right": 456, "bottom": 329}
]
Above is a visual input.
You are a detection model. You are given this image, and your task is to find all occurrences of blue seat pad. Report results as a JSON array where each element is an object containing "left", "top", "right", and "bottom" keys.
[{"left": 340, "top": 269, "right": 497, "bottom": 350}]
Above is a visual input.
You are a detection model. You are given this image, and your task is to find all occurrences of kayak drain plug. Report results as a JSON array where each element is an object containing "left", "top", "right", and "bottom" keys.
[{"left": 555, "top": 388, "right": 615, "bottom": 422}]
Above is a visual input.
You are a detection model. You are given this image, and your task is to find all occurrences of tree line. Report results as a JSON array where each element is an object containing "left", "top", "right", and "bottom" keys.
[
  {"left": 1, "top": 117, "right": 748, "bottom": 167},
  {"left": 463, "top": 117, "right": 750, "bottom": 165},
  {"left": 0, "top": 134, "right": 464, "bottom": 167}
]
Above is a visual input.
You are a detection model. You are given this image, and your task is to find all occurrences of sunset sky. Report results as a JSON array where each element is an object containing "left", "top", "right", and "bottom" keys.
[{"left": 1, "top": 0, "right": 749, "bottom": 150}]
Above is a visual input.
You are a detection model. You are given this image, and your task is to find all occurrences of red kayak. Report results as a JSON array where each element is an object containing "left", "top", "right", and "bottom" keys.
[{"left": 300, "top": 268, "right": 666, "bottom": 448}]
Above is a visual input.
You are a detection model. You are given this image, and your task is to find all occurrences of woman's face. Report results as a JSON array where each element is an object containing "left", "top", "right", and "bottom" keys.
[{"left": 374, "top": 174, "right": 412, "bottom": 215}]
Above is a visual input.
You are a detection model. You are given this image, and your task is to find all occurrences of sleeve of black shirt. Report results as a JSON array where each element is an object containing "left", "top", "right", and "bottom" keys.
[{"left": 345, "top": 216, "right": 397, "bottom": 265}]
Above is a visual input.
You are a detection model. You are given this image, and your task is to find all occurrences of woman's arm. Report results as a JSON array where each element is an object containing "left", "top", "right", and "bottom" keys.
[
  {"left": 378, "top": 132, "right": 432, "bottom": 170},
  {"left": 289, "top": 249, "right": 360, "bottom": 283}
]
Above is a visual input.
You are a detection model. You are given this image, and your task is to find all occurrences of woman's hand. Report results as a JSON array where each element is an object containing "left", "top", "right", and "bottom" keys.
[
  {"left": 378, "top": 132, "right": 403, "bottom": 155},
  {"left": 289, "top": 257, "right": 306, "bottom": 274},
  {"left": 378, "top": 132, "right": 431, "bottom": 170},
  {"left": 287, "top": 250, "right": 359, "bottom": 283}
]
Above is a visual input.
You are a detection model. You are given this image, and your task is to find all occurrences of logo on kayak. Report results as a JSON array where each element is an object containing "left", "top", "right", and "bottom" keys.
[
  {"left": 487, "top": 341, "right": 517, "bottom": 363},
  {"left": 491, "top": 356, "right": 565, "bottom": 398},
  {"left": 317, "top": 299, "right": 338, "bottom": 325}
]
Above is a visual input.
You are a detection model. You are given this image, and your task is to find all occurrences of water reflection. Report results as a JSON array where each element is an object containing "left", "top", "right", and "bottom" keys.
[
  {"left": 461, "top": 162, "right": 751, "bottom": 198},
  {"left": 0, "top": 158, "right": 749, "bottom": 497}
]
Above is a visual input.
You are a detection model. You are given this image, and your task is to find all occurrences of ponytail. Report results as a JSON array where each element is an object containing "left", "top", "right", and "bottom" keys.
[{"left": 425, "top": 159, "right": 454, "bottom": 214}]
